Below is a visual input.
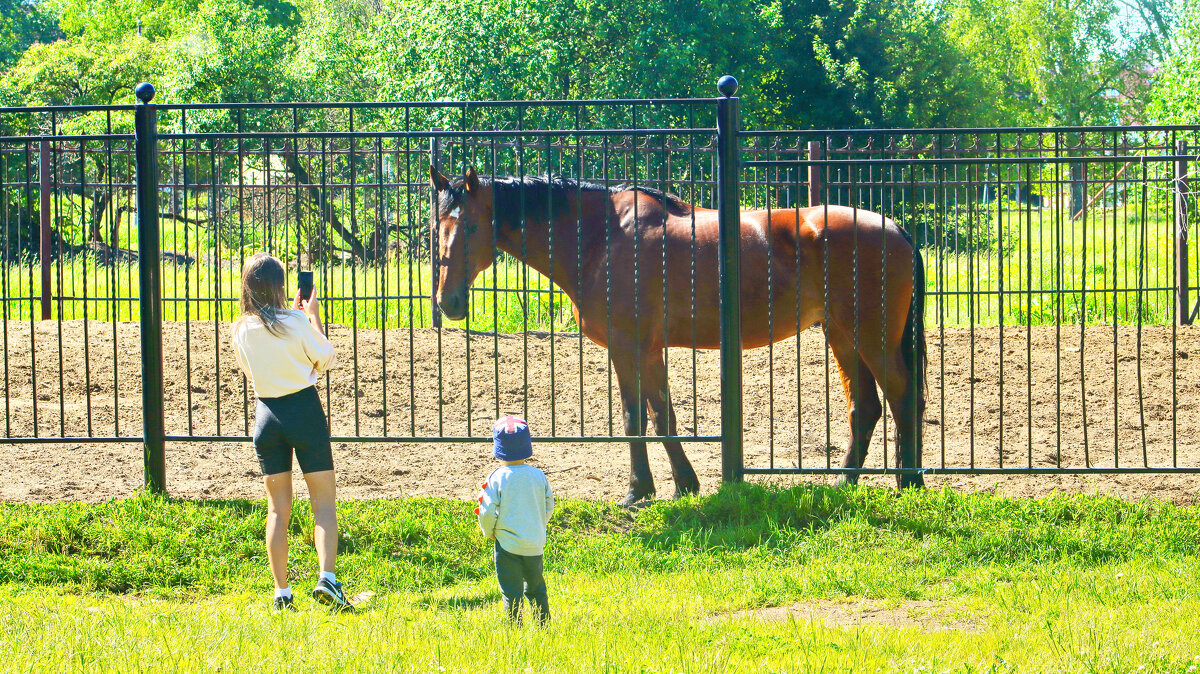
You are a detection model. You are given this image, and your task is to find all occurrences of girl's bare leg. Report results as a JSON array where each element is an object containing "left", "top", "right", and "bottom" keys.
[
  {"left": 263, "top": 472, "right": 294, "bottom": 589},
  {"left": 303, "top": 469, "right": 338, "bottom": 574}
]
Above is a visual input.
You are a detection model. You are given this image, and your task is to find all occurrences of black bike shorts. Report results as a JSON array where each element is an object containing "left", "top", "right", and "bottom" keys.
[{"left": 252, "top": 386, "right": 334, "bottom": 476}]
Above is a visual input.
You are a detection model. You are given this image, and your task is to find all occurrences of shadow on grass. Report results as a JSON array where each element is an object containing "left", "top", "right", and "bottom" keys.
[
  {"left": 633, "top": 481, "right": 1023, "bottom": 555},
  {"left": 636, "top": 482, "right": 866, "bottom": 552},
  {"left": 635, "top": 481, "right": 1200, "bottom": 566},
  {"left": 420, "top": 590, "right": 503, "bottom": 612},
  {"left": 183, "top": 498, "right": 260, "bottom": 518}
]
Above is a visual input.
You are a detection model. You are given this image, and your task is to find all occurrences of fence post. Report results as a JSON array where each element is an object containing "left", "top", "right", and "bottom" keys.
[
  {"left": 716, "top": 75, "right": 743, "bottom": 484},
  {"left": 1176, "top": 139, "right": 1192, "bottom": 325},
  {"left": 807, "top": 140, "right": 822, "bottom": 207},
  {"left": 429, "top": 131, "right": 442, "bottom": 328},
  {"left": 38, "top": 140, "right": 51, "bottom": 320},
  {"left": 134, "top": 82, "right": 166, "bottom": 494}
]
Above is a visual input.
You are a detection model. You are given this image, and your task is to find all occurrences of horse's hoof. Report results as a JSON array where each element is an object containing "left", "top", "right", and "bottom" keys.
[
  {"left": 834, "top": 475, "right": 859, "bottom": 489},
  {"left": 672, "top": 484, "right": 700, "bottom": 500},
  {"left": 672, "top": 477, "right": 700, "bottom": 500},
  {"left": 619, "top": 488, "right": 655, "bottom": 506},
  {"left": 897, "top": 474, "right": 926, "bottom": 490}
]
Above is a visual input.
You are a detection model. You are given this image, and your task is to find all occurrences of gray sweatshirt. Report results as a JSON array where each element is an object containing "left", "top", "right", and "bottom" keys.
[{"left": 477, "top": 464, "right": 555, "bottom": 556}]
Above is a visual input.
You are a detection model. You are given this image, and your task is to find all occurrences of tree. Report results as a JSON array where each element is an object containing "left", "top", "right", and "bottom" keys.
[
  {"left": 0, "top": 0, "right": 61, "bottom": 67},
  {"left": 942, "top": 0, "right": 1153, "bottom": 126},
  {"left": 753, "top": 0, "right": 992, "bottom": 129},
  {"left": 1147, "top": 2, "right": 1200, "bottom": 121},
  {"left": 1115, "top": 0, "right": 1189, "bottom": 63}
]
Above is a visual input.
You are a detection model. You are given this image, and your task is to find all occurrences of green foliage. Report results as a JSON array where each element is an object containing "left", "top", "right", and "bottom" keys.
[
  {"left": 166, "top": 0, "right": 302, "bottom": 105},
  {"left": 5, "top": 0, "right": 1143, "bottom": 131},
  {"left": 1148, "top": 2, "right": 1200, "bottom": 123},
  {"left": 941, "top": 0, "right": 1152, "bottom": 126},
  {"left": 0, "top": 0, "right": 59, "bottom": 68},
  {"left": 0, "top": 0, "right": 1177, "bottom": 131},
  {"left": 2, "top": 34, "right": 160, "bottom": 109},
  {"left": 908, "top": 201, "right": 1017, "bottom": 256},
  {"left": 754, "top": 0, "right": 990, "bottom": 128}
]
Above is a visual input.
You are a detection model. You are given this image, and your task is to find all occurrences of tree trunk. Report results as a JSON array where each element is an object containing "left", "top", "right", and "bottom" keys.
[
  {"left": 88, "top": 191, "right": 110, "bottom": 244},
  {"left": 1070, "top": 161, "right": 1085, "bottom": 216},
  {"left": 281, "top": 142, "right": 371, "bottom": 262}
]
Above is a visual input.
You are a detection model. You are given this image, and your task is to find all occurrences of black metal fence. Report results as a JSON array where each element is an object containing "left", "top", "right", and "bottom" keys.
[
  {"left": 1, "top": 81, "right": 1198, "bottom": 493},
  {"left": 739, "top": 127, "right": 1198, "bottom": 477}
]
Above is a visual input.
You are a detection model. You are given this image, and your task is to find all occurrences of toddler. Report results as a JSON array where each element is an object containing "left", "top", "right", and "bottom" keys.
[{"left": 476, "top": 415, "right": 555, "bottom": 623}]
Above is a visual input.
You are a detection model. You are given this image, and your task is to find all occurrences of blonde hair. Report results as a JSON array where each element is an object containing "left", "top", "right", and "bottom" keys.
[{"left": 235, "top": 253, "right": 289, "bottom": 337}]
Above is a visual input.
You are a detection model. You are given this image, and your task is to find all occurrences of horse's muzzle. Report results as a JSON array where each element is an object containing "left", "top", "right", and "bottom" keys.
[{"left": 438, "top": 291, "right": 468, "bottom": 321}]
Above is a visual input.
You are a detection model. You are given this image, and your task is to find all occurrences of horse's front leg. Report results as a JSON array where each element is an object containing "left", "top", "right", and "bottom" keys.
[
  {"left": 643, "top": 350, "right": 699, "bottom": 498},
  {"left": 611, "top": 347, "right": 655, "bottom": 505}
]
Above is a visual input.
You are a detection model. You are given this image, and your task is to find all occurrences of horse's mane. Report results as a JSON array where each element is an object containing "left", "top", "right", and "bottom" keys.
[
  {"left": 439, "top": 174, "right": 693, "bottom": 231},
  {"left": 613, "top": 183, "right": 694, "bottom": 216}
]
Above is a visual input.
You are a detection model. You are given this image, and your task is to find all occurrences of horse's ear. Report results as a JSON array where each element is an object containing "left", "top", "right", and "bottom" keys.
[
  {"left": 465, "top": 166, "right": 480, "bottom": 193},
  {"left": 430, "top": 164, "right": 450, "bottom": 192}
]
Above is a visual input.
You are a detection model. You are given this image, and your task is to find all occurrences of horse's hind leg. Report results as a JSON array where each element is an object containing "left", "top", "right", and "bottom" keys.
[
  {"left": 827, "top": 333, "right": 883, "bottom": 488},
  {"left": 855, "top": 346, "right": 924, "bottom": 490},
  {"left": 643, "top": 350, "right": 699, "bottom": 498},
  {"left": 884, "top": 352, "right": 925, "bottom": 489}
]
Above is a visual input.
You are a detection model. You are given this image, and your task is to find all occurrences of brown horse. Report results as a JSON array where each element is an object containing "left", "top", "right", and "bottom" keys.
[{"left": 431, "top": 166, "right": 926, "bottom": 504}]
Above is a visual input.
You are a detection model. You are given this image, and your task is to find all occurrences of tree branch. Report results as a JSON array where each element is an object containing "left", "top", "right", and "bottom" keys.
[{"left": 280, "top": 141, "right": 370, "bottom": 262}]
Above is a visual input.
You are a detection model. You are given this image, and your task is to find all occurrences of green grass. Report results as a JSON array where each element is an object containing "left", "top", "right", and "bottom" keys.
[
  {"left": 2, "top": 485, "right": 1200, "bottom": 670},
  {"left": 3, "top": 203, "right": 1194, "bottom": 330},
  {"left": 921, "top": 205, "right": 1186, "bottom": 327},
  {"left": 0, "top": 256, "right": 578, "bottom": 333}
]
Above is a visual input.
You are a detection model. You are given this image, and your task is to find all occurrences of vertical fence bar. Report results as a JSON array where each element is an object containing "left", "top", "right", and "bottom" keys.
[
  {"left": 716, "top": 76, "right": 743, "bottom": 483},
  {"left": 135, "top": 83, "right": 165, "bottom": 493},
  {"left": 38, "top": 140, "right": 50, "bottom": 321},
  {"left": 1176, "top": 139, "right": 1191, "bottom": 325},
  {"left": 807, "top": 141, "right": 822, "bottom": 207},
  {"left": 430, "top": 131, "right": 443, "bottom": 329}
]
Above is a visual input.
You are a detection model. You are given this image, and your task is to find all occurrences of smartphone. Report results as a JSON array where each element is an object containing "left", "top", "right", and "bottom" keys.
[{"left": 298, "top": 270, "right": 314, "bottom": 301}]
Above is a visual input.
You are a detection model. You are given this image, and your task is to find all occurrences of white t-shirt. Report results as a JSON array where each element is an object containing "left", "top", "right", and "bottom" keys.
[{"left": 231, "top": 310, "right": 337, "bottom": 399}]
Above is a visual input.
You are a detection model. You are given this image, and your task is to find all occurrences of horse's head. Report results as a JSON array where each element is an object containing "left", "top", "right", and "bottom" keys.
[{"left": 430, "top": 165, "right": 496, "bottom": 321}]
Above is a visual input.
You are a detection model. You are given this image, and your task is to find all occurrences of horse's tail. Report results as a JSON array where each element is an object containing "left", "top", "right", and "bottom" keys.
[{"left": 900, "top": 234, "right": 927, "bottom": 453}]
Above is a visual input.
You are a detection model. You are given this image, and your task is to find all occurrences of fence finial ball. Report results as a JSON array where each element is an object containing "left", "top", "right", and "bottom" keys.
[
  {"left": 135, "top": 82, "right": 156, "bottom": 103},
  {"left": 717, "top": 75, "right": 738, "bottom": 98}
]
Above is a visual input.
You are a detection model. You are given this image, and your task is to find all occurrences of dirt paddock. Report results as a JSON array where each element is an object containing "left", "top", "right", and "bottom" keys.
[{"left": 2, "top": 320, "right": 1198, "bottom": 504}]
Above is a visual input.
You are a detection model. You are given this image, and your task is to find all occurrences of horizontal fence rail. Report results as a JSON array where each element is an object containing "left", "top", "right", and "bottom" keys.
[{"left": 1, "top": 87, "right": 1198, "bottom": 496}]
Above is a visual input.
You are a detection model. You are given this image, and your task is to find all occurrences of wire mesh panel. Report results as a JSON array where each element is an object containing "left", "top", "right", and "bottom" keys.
[{"left": 741, "top": 127, "right": 1200, "bottom": 479}]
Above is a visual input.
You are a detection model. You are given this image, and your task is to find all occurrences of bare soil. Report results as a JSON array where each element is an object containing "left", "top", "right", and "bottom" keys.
[
  {"left": 1, "top": 320, "right": 1198, "bottom": 504},
  {"left": 721, "top": 599, "right": 982, "bottom": 633}
]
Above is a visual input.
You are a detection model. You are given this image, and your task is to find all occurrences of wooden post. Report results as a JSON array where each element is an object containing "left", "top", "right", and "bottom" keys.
[
  {"left": 1177, "top": 139, "right": 1192, "bottom": 325},
  {"left": 430, "top": 131, "right": 442, "bottom": 329},
  {"left": 807, "top": 141, "right": 822, "bottom": 207},
  {"left": 39, "top": 140, "right": 51, "bottom": 321}
]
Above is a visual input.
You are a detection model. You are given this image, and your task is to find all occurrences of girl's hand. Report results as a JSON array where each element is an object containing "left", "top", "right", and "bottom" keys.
[
  {"left": 301, "top": 292, "right": 321, "bottom": 318},
  {"left": 292, "top": 290, "right": 304, "bottom": 311}
]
